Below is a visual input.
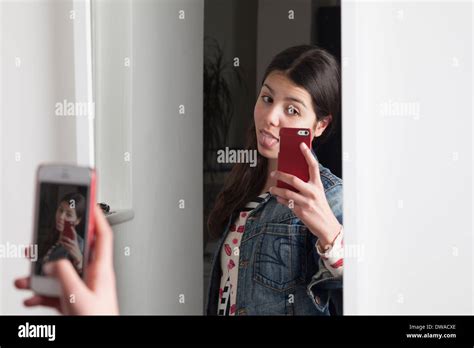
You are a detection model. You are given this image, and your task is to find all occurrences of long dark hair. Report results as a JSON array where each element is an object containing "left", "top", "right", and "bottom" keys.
[{"left": 207, "top": 45, "right": 341, "bottom": 239}]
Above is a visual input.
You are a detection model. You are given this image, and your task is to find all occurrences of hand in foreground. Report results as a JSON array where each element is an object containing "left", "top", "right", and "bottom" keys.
[
  {"left": 15, "top": 205, "right": 119, "bottom": 315},
  {"left": 269, "top": 142, "right": 342, "bottom": 249}
]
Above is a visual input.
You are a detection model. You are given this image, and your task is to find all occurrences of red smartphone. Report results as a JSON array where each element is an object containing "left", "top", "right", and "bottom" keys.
[
  {"left": 63, "top": 221, "right": 75, "bottom": 240},
  {"left": 30, "top": 164, "right": 96, "bottom": 297},
  {"left": 277, "top": 127, "right": 312, "bottom": 192}
]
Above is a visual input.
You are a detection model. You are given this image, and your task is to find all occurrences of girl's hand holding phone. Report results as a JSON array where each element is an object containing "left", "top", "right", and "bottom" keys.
[
  {"left": 60, "top": 225, "right": 83, "bottom": 270},
  {"left": 14, "top": 206, "right": 119, "bottom": 315},
  {"left": 269, "top": 142, "right": 342, "bottom": 249}
]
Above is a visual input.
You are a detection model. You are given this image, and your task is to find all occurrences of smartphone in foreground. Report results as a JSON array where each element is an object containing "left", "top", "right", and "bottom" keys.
[
  {"left": 30, "top": 164, "right": 96, "bottom": 297},
  {"left": 277, "top": 127, "right": 312, "bottom": 192}
]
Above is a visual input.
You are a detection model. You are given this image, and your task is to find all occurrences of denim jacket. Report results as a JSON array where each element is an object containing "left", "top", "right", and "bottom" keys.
[{"left": 206, "top": 154, "right": 343, "bottom": 315}]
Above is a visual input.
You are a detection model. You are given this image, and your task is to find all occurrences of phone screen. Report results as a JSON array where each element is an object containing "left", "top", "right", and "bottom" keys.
[{"left": 33, "top": 183, "right": 89, "bottom": 277}]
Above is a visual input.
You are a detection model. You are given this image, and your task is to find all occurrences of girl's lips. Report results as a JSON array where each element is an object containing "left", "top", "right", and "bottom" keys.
[{"left": 259, "top": 130, "right": 279, "bottom": 149}]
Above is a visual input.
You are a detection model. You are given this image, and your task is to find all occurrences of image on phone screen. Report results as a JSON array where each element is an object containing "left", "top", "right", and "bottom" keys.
[{"left": 33, "top": 183, "right": 89, "bottom": 277}]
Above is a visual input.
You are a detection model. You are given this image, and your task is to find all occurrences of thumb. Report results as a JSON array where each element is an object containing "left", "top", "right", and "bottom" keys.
[{"left": 43, "top": 260, "right": 88, "bottom": 300}]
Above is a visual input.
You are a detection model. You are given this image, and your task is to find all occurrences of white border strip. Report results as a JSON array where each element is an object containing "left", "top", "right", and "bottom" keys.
[
  {"left": 471, "top": 0, "right": 473, "bottom": 315},
  {"left": 0, "top": 0, "right": 4, "bottom": 314},
  {"left": 73, "top": 0, "right": 95, "bottom": 168}
]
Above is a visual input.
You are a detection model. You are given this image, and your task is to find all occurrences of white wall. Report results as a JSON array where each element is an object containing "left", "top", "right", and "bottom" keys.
[
  {"left": 1, "top": 0, "right": 204, "bottom": 315},
  {"left": 93, "top": 0, "right": 132, "bottom": 210},
  {"left": 0, "top": 0, "right": 77, "bottom": 314},
  {"left": 93, "top": 0, "right": 204, "bottom": 314},
  {"left": 342, "top": 0, "right": 473, "bottom": 314}
]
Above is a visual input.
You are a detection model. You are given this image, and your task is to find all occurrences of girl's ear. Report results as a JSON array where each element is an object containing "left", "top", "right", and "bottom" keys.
[{"left": 314, "top": 115, "right": 332, "bottom": 138}]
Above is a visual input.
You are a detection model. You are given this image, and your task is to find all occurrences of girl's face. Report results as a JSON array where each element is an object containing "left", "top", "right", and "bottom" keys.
[
  {"left": 254, "top": 71, "right": 330, "bottom": 159},
  {"left": 55, "top": 201, "right": 79, "bottom": 232}
]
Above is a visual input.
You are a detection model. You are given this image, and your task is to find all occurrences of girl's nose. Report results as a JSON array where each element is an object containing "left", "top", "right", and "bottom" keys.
[{"left": 264, "top": 106, "right": 281, "bottom": 127}]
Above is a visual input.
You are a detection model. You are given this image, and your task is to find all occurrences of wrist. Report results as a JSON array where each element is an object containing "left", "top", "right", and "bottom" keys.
[
  {"left": 318, "top": 221, "right": 342, "bottom": 251},
  {"left": 73, "top": 255, "right": 83, "bottom": 267}
]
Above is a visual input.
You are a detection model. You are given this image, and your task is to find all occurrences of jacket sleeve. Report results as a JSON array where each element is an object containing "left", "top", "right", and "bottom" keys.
[
  {"left": 315, "top": 226, "right": 344, "bottom": 278},
  {"left": 306, "top": 183, "right": 344, "bottom": 315}
]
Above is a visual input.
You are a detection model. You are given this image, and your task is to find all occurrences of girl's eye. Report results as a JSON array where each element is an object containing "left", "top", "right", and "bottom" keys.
[
  {"left": 262, "top": 95, "right": 272, "bottom": 103},
  {"left": 287, "top": 105, "right": 299, "bottom": 115}
]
